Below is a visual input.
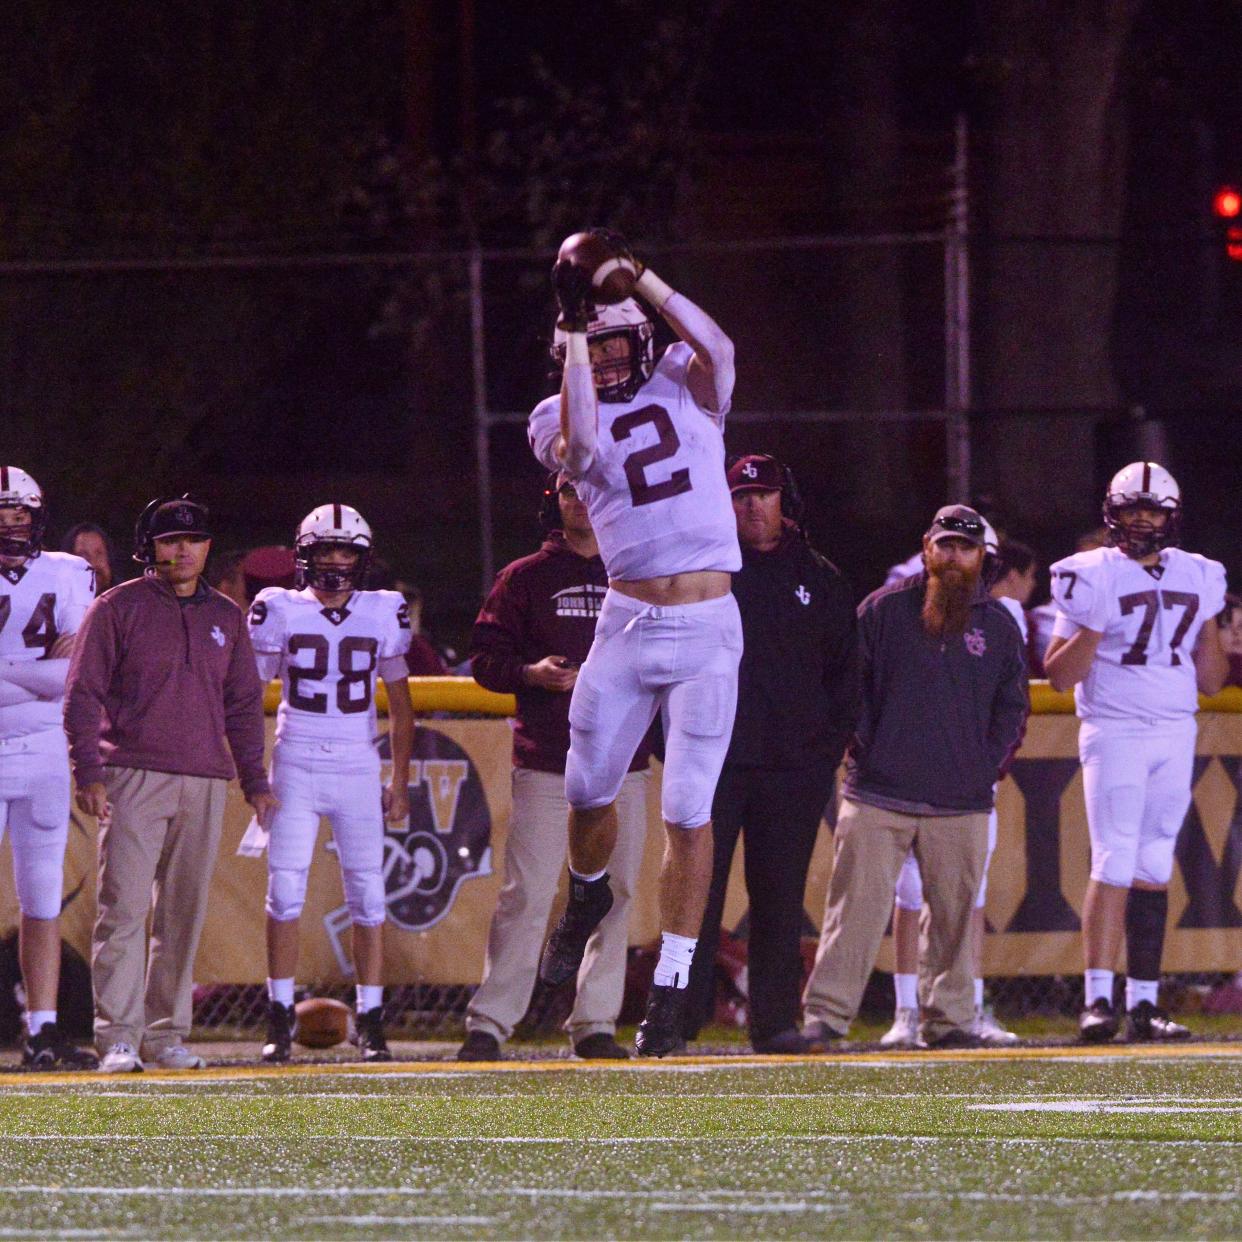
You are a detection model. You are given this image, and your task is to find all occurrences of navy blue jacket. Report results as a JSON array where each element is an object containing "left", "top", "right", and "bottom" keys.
[{"left": 844, "top": 574, "right": 1029, "bottom": 815}]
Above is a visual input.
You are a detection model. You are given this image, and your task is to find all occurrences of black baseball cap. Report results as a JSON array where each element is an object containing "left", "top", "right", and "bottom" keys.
[
  {"left": 148, "top": 498, "right": 211, "bottom": 541},
  {"left": 925, "top": 504, "right": 985, "bottom": 546}
]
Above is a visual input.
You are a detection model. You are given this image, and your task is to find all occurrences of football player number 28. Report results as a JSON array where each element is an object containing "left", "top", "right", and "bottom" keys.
[
  {"left": 287, "top": 634, "right": 378, "bottom": 713},
  {"left": 1118, "top": 589, "right": 1199, "bottom": 666},
  {"left": 611, "top": 405, "right": 693, "bottom": 508},
  {"left": 0, "top": 593, "right": 58, "bottom": 656}
]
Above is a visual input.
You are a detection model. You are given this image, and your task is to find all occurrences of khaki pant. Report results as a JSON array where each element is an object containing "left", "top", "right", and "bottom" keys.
[
  {"left": 93, "top": 767, "right": 227, "bottom": 1054},
  {"left": 467, "top": 767, "right": 649, "bottom": 1044},
  {"left": 802, "top": 796, "right": 988, "bottom": 1042}
]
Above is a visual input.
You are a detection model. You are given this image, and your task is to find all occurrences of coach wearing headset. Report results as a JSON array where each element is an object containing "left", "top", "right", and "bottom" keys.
[{"left": 683, "top": 455, "right": 859, "bottom": 1054}]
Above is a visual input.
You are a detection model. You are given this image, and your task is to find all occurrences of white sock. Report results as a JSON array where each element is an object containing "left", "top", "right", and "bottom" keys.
[
  {"left": 569, "top": 866, "right": 607, "bottom": 884},
  {"left": 26, "top": 1009, "right": 55, "bottom": 1036},
  {"left": 893, "top": 973, "right": 918, "bottom": 1010},
  {"left": 973, "top": 978, "right": 984, "bottom": 1009},
  {"left": 653, "top": 932, "right": 696, "bottom": 988},
  {"left": 1126, "top": 977, "right": 1159, "bottom": 1011},
  {"left": 357, "top": 984, "right": 383, "bottom": 1014},
  {"left": 1084, "top": 969, "right": 1114, "bottom": 1006},
  {"left": 268, "top": 977, "right": 295, "bottom": 1007}
]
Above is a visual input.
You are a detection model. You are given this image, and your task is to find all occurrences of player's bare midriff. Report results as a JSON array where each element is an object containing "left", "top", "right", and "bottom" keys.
[{"left": 609, "top": 570, "right": 731, "bottom": 606}]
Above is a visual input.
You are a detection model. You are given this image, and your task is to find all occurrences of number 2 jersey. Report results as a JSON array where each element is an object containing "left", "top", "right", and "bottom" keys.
[
  {"left": 1050, "top": 545, "right": 1227, "bottom": 721},
  {"left": 247, "top": 587, "right": 412, "bottom": 745},
  {"left": 0, "top": 550, "right": 94, "bottom": 739},
  {"left": 528, "top": 342, "right": 741, "bottom": 580}
]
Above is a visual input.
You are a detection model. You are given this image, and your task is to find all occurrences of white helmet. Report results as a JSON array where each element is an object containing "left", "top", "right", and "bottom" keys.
[
  {"left": 980, "top": 517, "right": 1002, "bottom": 587},
  {"left": 1103, "top": 461, "right": 1181, "bottom": 558},
  {"left": 552, "top": 298, "right": 655, "bottom": 403},
  {"left": 0, "top": 466, "right": 47, "bottom": 559},
  {"left": 294, "top": 503, "right": 373, "bottom": 591}
]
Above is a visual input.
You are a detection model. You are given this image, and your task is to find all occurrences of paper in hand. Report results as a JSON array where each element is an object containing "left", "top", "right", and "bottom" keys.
[{"left": 235, "top": 815, "right": 270, "bottom": 857}]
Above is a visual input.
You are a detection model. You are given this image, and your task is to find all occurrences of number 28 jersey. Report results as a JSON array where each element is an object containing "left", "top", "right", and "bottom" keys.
[
  {"left": 247, "top": 587, "right": 411, "bottom": 745},
  {"left": 529, "top": 342, "right": 741, "bottom": 581},
  {"left": 1050, "top": 545, "right": 1227, "bottom": 721},
  {"left": 0, "top": 550, "right": 95, "bottom": 739}
]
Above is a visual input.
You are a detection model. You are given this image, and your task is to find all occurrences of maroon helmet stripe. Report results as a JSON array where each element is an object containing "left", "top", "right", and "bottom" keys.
[
  {"left": 1142, "top": 463, "right": 1151, "bottom": 493},
  {"left": 334, "top": 503, "right": 341, "bottom": 528},
  {"left": 1, "top": 467, "right": 8, "bottom": 491}
]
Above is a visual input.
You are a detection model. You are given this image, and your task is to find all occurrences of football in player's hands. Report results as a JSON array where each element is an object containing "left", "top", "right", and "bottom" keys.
[
  {"left": 557, "top": 230, "right": 638, "bottom": 305},
  {"left": 552, "top": 257, "right": 595, "bottom": 330},
  {"left": 293, "top": 996, "right": 352, "bottom": 1048}
]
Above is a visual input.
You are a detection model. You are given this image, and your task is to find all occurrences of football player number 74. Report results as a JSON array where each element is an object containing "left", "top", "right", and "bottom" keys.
[{"left": 612, "top": 405, "right": 694, "bottom": 508}]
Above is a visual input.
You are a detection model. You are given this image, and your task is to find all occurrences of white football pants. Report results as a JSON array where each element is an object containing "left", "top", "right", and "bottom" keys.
[{"left": 0, "top": 729, "right": 71, "bottom": 921}]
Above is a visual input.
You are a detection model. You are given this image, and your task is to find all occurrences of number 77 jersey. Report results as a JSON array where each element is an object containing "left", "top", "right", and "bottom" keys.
[
  {"left": 1049, "top": 545, "right": 1227, "bottom": 720},
  {"left": 248, "top": 587, "right": 412, "bottom": 744},
  {"left": 529, "top": 342, "right": 741, "bottom": 580}
]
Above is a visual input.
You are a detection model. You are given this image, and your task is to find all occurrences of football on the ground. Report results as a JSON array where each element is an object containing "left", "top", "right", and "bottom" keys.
[
  {"left": 558, "top": 231, "right": 638, "bottom": 304},
  {"left": 293, "top": 997, "right": 352, "bottom": 1048}
]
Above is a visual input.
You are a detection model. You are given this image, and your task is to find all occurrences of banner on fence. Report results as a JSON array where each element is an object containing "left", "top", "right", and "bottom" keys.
[{"left": 2, "top": 713, "right": 1240, "bottom": 982}]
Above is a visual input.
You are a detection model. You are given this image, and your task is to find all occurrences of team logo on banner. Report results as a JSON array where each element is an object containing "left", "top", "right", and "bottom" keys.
[{"left": 378, "top": 727, "right": 493, "bottom": 931}]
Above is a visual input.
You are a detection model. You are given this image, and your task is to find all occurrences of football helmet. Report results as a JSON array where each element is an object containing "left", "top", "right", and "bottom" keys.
[
  {"left": 0, "top": 466, "right": 47, "bottom": 559},
  {"left": 1102, "top": 461, "right": 1181, "bottom": 559},
  {"left": 552, "top": 298, "right": 655, "bottom": 402},
  {"left": 294, "top": 503, "right": 373, "bottom": 591}
]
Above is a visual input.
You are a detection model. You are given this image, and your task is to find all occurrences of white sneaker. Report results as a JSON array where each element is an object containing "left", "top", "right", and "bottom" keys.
[
  {"left": 99, "top": 1042, "right": 144, "bottom": 1073},
  {"left": 972, "top": 1004, "right": 1019, "bottom": 1046},
  {"left": 149, "top": 1044, "right": 206, "bottom": 1070},
  {"left": 880, "top": 1007, "right": 919, "bottom": 1048}
]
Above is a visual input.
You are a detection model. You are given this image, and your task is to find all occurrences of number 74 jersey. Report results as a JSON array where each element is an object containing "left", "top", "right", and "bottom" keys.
[
  {"left": 1049, "top": 545, "right": 1227, "bottom": 720},
  {"left": 248, "top": 586, "right": 412, "bottom": 744}
]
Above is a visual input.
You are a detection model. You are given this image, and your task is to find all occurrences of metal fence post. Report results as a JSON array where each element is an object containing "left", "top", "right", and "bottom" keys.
[
  {"left": 944, "top": 112, "right": 972, "bottom": 503},
  {"left": 469, "top": 248, "right": 495, "bottom": 596}
]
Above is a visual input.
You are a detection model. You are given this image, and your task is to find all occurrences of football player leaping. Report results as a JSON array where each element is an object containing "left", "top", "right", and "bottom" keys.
[
  {"left": 0, "top": 467, "right": 98, "bottom": 1068},
  {"left": 528, "top": 228, "right": 742, "bottom": 1056},
  {"left": 247, "top": 504, "right": 413, "bottom": 1063},
  {"left": 1046, "top": 463, "right": 1229, "bottom": 1042}
]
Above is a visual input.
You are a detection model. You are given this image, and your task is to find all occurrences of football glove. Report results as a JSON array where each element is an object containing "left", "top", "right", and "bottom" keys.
[{"left": 552, "top": 258, "right": 595, "bottom": 332}]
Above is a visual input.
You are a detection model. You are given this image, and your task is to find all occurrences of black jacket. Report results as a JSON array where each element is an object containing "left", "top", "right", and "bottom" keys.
[
  {"left": 726, "top": 525, "right": 860, "bottom": 770},
  {"left": 844, "top": 573, "right": 1029, "bottom": 816}
]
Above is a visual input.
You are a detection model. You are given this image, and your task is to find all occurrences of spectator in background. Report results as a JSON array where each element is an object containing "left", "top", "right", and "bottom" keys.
[
  {"left": 801, "top": 506, "right": 1028, "bottom": 1049},
  {"left": 1028, "top": 526, "right": 1109, "bottom": 674},
  {"left": 1220, "top": 594, "right": 1242, "bottom": 688},
  {"left": 458, "top": 472, "right": 650, "bottom": 1061},
  {"left": 393, "top": 580, "right": 449, "bottom": 677},
  {"left": 682, "top": 455, "right": 858, "bottom": 1055},
  {"left": 64, "top": 497, "right": 275, "bottom": 1072},
  {"left": 241, "top": 546, "right": 295, "bottom": 599},
  {"left": 61, "top": 523, "right": 115, "bottom": 594},
  {"left": 207, "top": 550, "right": 248, "bottom": 609}
]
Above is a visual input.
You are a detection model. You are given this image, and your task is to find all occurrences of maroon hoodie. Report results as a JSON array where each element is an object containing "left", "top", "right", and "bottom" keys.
[{"left": 470, "top": 532, "right": 651, "bottom": 775}]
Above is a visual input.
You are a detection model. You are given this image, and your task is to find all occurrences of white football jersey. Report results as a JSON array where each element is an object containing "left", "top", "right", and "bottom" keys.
[
  {"left": 529, "top": 342, "right": 741, "bottom": 580},
  {"left": 1050, "top": 545, "right": 1227, "bottom": 721},
  {"left": 248, "top": 587, "right": 412, "bottom": 744},
  {"left": 0, "top": 550, "right": 94, "bottom": 739}
]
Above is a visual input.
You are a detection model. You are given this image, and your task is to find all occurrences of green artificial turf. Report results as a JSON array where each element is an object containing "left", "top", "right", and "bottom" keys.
[{"left": 0, "top": 1051, "right": 1239, "bottom": 1239}]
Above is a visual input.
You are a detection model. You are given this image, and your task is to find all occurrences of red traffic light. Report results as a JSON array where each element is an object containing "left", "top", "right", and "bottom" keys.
[{"left": 1213, "top": 186, "right": 1242, "bottom": 219}]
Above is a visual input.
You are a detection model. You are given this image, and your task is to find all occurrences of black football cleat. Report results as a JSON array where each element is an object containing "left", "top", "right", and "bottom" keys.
[
  {"left": 573, "top": 1033, "right": 631, "bottom": 1060},
  {"left": 1126, "top": 1000, "right": 1191, "bottom": 1043},
  {"left": 456, "top": 1030, "right": 502, "bottom": 1062},
  {"left": 539, "top": 873, "right": 613, "bottom": 986},
  {"left": 1079, "top": 997, "right": 1120, "bottom": 1043},
  {"left": 354, "top": 1007, "right": 393, "bottom": 1062},
  {"left": 635, "top": 984, "right": 688, "bottom": 1058},
  {"left": 261, "top": 1001, "right": 294, "bottom": 1064},
  {"left": 21, "top": 1023, "right": 99, "bottom": 1071}
]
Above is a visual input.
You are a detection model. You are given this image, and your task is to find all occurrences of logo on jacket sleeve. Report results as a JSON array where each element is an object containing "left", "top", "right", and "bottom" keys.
[
  {"left": 795, "top": 584, "right": 811, "bottom": 606},
  {"left": 965, "top": 627, "right": 987, "bottom": 657}
]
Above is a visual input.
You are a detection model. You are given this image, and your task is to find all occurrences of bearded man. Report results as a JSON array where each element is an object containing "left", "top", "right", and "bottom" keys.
[{"left": 800, "top": 505, "right": 1029, "bottom": 1048}]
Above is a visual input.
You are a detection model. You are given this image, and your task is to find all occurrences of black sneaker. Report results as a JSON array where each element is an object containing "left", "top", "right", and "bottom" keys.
[
  {"left": 635, "top": 984, "right": 688, "bottom": 1058},
  {"left": 354, "top": 1007, "right": 393, "bottom": 1062},
  {"left": 456, "top": 1030, "right": 502, "bottom": 1062},
  {"left": 573, "top": 1033, "right": 631, "bottom": 1060},
  {"left": 753, "top": 1028, "right": 825, "bottom": 1055},
  {"left": 539, "top": 873, "right": 613, "bottom": 986},
  {"left": 21, "top": 1023, "right": 99, "bottom": 1071},
  {"left": 261, "top": 1002, "right": 294, "bottom": 1064},
  {"left": 1079, "top": 997, "right": 1120, "bottom": 1043},
  {"left": 1126, "top": 1000, "right": 1191, "bottom": 1043},
  {"left": 917, "top": 1026, "right": 978, "bottom": 1050}
]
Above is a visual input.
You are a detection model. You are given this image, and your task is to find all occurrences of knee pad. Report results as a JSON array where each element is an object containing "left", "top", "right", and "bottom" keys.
[
  {"left": 342, "top": 868, "right": 387, "bottom": 927},
  {"left": 15, "top": 854, "right": 65, "bottom": 921},
  {"left": 660, "top": 774, "right": 714, "bottom": 830},
  {"left": 1089, "top": 843, "right": 1139, "bottom": 888},
  {"left": 1133, "top": 834, "right": 1178, "bottom": 888},
  {"left": 266, "top": 867, "right": 310, "bottom": 922},
  {"left": 894, "top": 851, "right": 924, "bottom": 912}
]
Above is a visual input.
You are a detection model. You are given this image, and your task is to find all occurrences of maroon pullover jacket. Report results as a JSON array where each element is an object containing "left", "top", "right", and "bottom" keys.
[
  {"left": 64, "top": 574, "right": 270, "bottom": 796},
  {"left": 470, "top": 532, "right": 651, "bottom": 775}
]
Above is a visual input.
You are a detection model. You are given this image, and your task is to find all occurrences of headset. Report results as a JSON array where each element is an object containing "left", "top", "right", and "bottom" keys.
[
  {"left": 538, "top": 471, "right": 565, "bottom": 532},
  {"left": 725, "top": 453, "right": 807, "bottom": 537}
]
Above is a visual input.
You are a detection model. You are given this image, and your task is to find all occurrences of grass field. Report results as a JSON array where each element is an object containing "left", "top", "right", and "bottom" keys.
[{"left": 1, "top": 1042, "right": 1240, "bottom": 1240}]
